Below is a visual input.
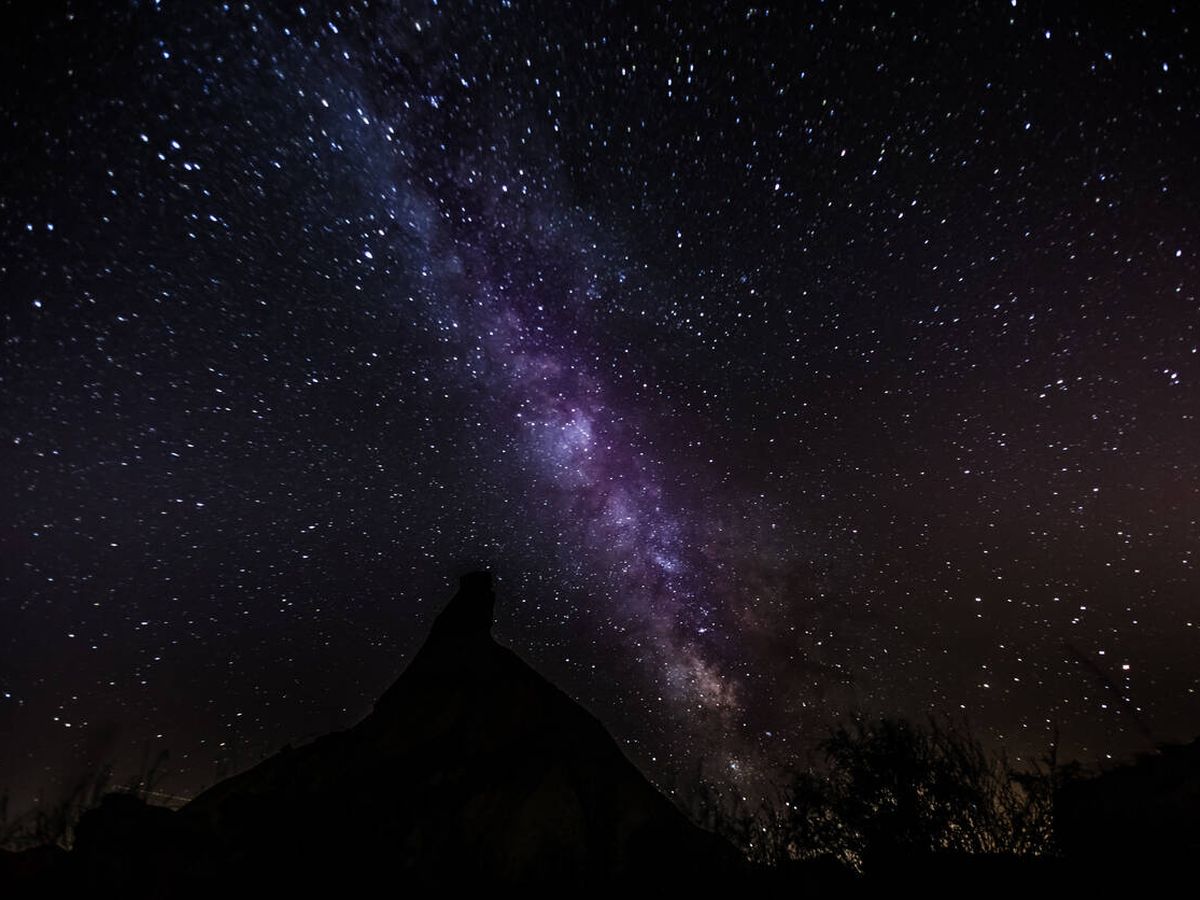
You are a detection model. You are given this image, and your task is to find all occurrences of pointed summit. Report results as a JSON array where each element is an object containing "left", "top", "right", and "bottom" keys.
[
  {"left": 174, "top": 573, "right": 741, "bottom": 889},
  {"left": 426, "top": 570, "right": 495, "bottom": 642}
]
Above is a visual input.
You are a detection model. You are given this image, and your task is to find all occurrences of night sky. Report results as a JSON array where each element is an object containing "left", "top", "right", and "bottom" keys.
[{"left": 2, "top": 1, "right": 1197, "bottom": 809}]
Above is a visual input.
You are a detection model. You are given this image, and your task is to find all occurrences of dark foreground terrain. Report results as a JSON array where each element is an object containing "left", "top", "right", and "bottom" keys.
[{"left": 3, "top": 573, "right": 1197, "bottom": 894}]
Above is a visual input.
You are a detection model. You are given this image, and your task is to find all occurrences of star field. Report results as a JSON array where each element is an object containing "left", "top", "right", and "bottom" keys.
[{"left": 1, "top": 1, "right": 1197, "bottom": 808}]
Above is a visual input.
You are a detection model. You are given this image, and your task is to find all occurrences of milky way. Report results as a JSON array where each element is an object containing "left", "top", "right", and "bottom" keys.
[
  {"left": 369, "top": 56, "right": 808, "bottom": 759},
  {"left": 2, "top": 2, "right": 1198, "bottom": 807}
]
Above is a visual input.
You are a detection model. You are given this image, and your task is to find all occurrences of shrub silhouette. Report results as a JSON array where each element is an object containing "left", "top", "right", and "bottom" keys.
[
  {"left": 775, "top": 717, "right": 1057, "bottom": 871},
  {"left": 1, "top": 747, "right": 170, "bottom": 852}
]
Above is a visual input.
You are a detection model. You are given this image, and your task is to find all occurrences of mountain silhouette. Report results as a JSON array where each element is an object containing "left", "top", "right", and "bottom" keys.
[
  {"left": 6, "top": 572, "right": 1198, "bottom": 891},
  {"left": 39, "top": 572, "right": 740, "bottom": 892}
]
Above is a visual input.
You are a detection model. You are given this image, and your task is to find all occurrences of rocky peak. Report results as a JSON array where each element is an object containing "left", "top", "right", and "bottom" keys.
[{"left": 426, "top": 570, "right": 495, "bottom": 643}]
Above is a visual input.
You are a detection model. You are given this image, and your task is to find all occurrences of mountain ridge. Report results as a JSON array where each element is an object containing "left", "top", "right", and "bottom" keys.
[{"left": 117, "top": 571, "right": 741, "bottom": 890}]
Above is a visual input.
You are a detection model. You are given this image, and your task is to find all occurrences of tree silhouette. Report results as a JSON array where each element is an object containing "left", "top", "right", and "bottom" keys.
[{"left": 775, "top": 717, "right": 1057, "bottom": 871}]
